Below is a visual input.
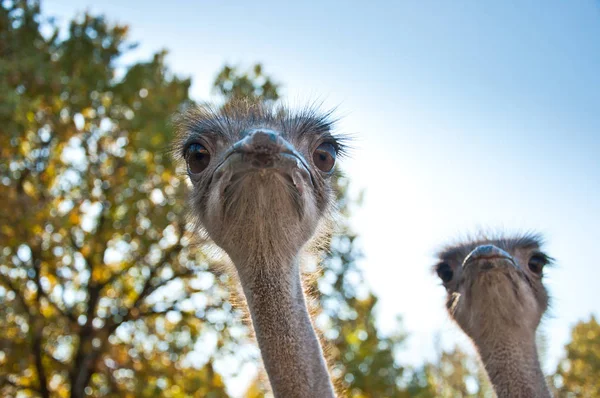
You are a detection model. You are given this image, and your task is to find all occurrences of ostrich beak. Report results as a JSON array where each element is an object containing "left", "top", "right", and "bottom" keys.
[
  {"left": 463, "top": 245, "right": 518, "bottom": 270},
  {"left": 214, "top": 129, "right": 314, "bottom": 190}
]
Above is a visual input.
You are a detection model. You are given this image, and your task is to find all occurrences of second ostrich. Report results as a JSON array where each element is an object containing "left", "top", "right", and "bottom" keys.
[
  {"left": 174, "top": 102, "right": 344, "bottom": 397},
  {"left": 434, "top": 234, "right": 553, "bottom": 398}
]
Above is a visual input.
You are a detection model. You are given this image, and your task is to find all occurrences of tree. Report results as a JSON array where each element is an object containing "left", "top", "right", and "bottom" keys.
[
  {"left": 1, "top": 2, "right": 231, "bottom": 396},
  {"left": 314, "top": 177, "right": 411, "bottom": 397},
  {"left": 407, "top": 344, "right": 493, "bottom": 398},
  {"left": 553, "top": 315, "right": 600, "bottom": 397},
  {"left": 212, "top": 63, "right": 280, "bottom": 105}
]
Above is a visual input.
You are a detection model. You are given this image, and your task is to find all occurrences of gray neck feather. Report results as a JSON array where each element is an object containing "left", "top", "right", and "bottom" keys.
[
  {"left": 235, "top": 254, "right": 335, "bottom": 398},
  {"left": 476, "top": 333, "right": 551, "bottom": 398}
]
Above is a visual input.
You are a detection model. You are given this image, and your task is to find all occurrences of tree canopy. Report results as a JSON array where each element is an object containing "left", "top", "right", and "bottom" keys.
[
  {"left": 552, "top": 316, "right": 600, "bottom": 397},
  {"left": 1, "top": 1, "right": 229, "bottom": 396}
]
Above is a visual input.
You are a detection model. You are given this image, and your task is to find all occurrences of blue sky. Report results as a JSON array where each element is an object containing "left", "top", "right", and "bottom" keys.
[{"left": 45, "top": 0, "right": 600, "bottom": 388}]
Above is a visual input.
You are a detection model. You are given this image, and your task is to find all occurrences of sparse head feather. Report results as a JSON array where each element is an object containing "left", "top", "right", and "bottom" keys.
[
  {"left": 171, "top": 99, "right": 350, "bottom": 162},
  {"left": 433, "top": 231, "right": 552, "bottom": 343},
  {"left": 434, "top": 231, "right": 547, "bottom": 268}
]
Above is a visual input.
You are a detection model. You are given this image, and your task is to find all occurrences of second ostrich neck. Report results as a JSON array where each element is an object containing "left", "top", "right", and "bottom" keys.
[
  {"left": 476, "top": 333, "right": 550, "bottom": 398},
  {"left": 235, "top": 253, "right": 334, "bottom": 398}
]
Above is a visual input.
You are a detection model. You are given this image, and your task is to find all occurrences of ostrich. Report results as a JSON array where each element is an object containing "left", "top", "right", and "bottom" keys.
[
  {"left": 173, "top": 101, "right": 345, "bottom": 397},
  {"left": 434, "top": 234, "right": 553, "bottom": 398}
]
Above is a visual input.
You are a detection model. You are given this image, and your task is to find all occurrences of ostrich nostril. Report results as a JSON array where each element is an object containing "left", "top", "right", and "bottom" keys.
[
  {"left": 473, "top": 245, "right": 499, "bottom": 256},
  {"left": 464, "top": 245, "right": 514, "bottom": 267},
  {"left": 248, "top": 130, "right": 279, "bottom": 148},
  {"left": 233, "top": 129, "right": 286, "bottom": 156}
]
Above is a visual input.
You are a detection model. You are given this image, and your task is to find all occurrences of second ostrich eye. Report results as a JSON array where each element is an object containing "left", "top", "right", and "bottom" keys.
[
  {"left": 313, "top": 142, "right": 336, "bottom": 173},
  {"left": 185, "top": 143, "right": 211, "bottom": 174},
  {"left": 436, "top": 262, "right": 454, "bottom": 283},
  {"left": 528, "top": 253, "right": 547, "bottom": 276}
]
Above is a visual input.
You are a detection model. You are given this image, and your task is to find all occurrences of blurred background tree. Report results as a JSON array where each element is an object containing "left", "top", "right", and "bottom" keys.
[
  {"left": 552, "top": 316, "right": 600, "bottom": 397},
  {"left": 212, "top": 63, "right": 279, "bottom": 105},
  {"left": 1, "top": 1, "right": 232, "bottom": 396},
  {"left": 1, "top": 1, "right": 598, "bottom": 397},
  {"left": 314, "top": 180, "right": 410, "bottom": 397},
  {"left": 406, "top": 344, "right": 493, "bottom": 398}
]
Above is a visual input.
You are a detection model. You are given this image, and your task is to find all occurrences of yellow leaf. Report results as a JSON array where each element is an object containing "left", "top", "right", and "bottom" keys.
[
  {"left": 69, "top": 212, "right": 80, "bottom": 224},
  {"left": 23, "top": 180, "right": 35, "bottom": 196}
]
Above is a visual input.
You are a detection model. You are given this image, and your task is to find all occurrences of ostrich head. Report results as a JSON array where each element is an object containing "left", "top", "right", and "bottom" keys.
[
  {"left": 173, "top": 101, "right": 345, "bottom": 266},
  {"left": 173, "top": 102, "right": 346, "bottom": 397},
  {"left": 434, "top": 234, "right": 552, "bottom": 340}
]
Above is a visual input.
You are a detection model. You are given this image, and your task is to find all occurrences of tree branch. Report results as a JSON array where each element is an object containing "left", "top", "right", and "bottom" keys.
[
  {"left": 26, "top": 251, "right": 51, "bottom": 398},
  {"left": 39, "top": 288, "right": 77, "bottom": 322},
  {"left": 29, "top": 248, "right": 77, "bottom": 324},
  {"left": 104, "top": 245, "right": 191, "bottom": 335},
  {"left": 0, "top": 274, "right": 32, "bottom": 318},
  {"left": 98, "top": 251, "right": 145, "bottom": 290},
  {"left": 32, "top": 321, "right": 50, "bottom": 398},
  {"left": 131, "top": 243, "right": 184, "bottom": 310}
]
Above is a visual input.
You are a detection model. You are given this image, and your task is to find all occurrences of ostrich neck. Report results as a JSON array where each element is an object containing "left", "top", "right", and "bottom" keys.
[
  {"left": 235, "top": 254, "right": 335, "bottom": 398},
  {"left": 476, "top": 333, "right": 550, "bottom": 398}
]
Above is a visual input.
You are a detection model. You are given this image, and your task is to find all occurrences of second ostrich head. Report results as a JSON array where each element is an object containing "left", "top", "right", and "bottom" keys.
[
  {"left": 434, "top": 234, "right": 551, "bottom": 340},
  {"left": 434, "top": 234, "right": 553, "bottom": 397}
]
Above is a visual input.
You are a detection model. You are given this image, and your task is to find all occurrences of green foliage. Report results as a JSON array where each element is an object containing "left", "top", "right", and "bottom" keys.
[
  {"left": 315, "top": 176, "right": 410, "bottom": 397},
  {"left": 0, "top": 1, "right": 230, "bottom": 396},
  {"left": 407, "top": 345, "right": 493, "bottom": 398},
  {"left": 213, "top": 63, "right": 280, "bottom": 105},
  {"left": 553, "top": 315, "right": 600, "bottom": 397}
]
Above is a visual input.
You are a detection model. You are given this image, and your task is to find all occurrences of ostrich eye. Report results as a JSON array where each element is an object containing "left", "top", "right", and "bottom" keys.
[
  {"left": 528, "top": 253, "right": 547, "bottom": 275},
  {"left": 436, "top": 262, "right": 454, "bottom": 283},
  {"left": 185, "top": 143, "right": 211, "bottom": 174},
  {"left": 313, "top": 142, "right": 336, "bottom": 173}
]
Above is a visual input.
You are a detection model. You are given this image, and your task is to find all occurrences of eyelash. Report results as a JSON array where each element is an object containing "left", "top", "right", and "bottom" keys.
[{"left": 183, "top": 138, "right": 210, "bottom": 156}]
